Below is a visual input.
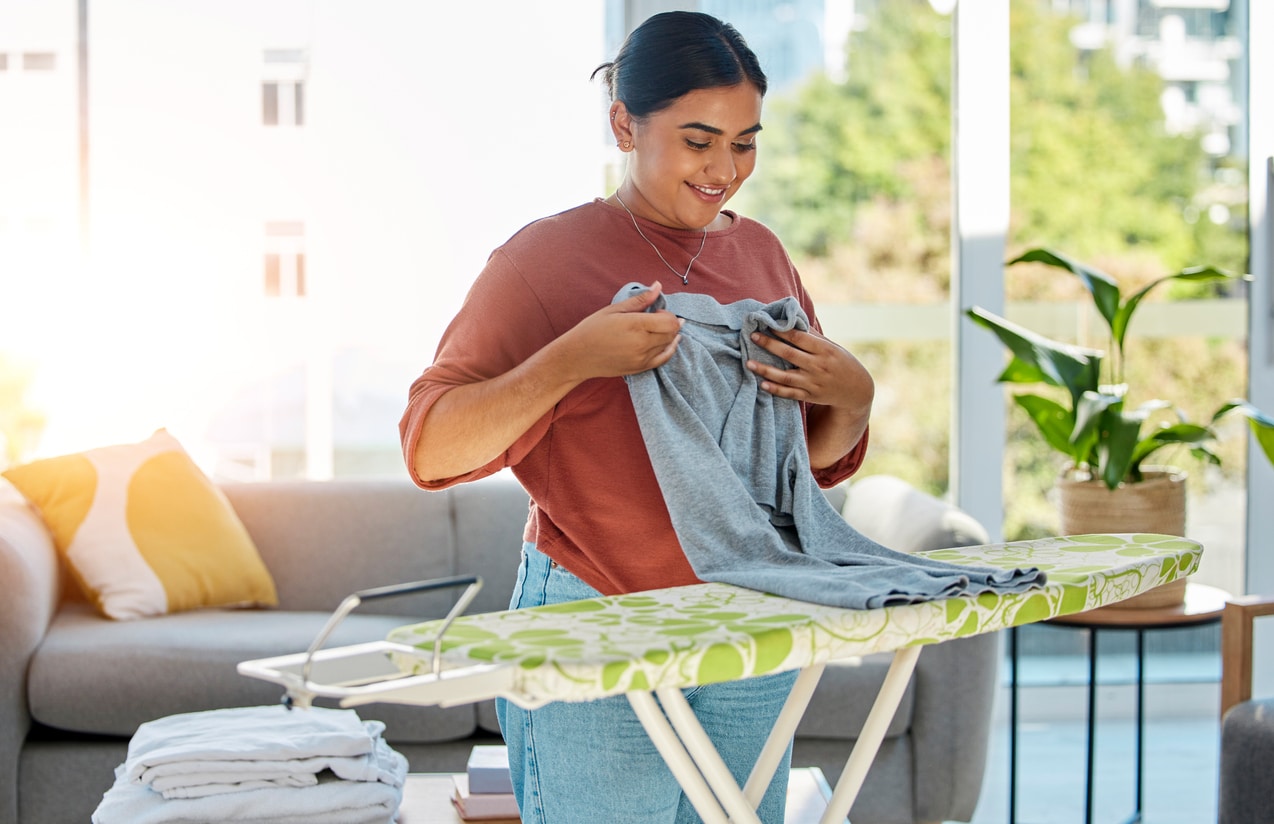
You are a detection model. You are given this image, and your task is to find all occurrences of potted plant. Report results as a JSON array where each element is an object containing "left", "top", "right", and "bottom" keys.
[{"left": 967, "top": 248, "right": 1274, "bottom": 607}]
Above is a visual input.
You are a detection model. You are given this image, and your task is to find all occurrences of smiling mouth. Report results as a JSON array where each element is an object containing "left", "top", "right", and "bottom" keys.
[{"left": 689, "top": 183, "right": 727, "bottom": 198}]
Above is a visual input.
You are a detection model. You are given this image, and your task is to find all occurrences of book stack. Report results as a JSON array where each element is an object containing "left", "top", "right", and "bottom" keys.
[{"left": 451, "top": 745, "right": 520, "bottom": 822}]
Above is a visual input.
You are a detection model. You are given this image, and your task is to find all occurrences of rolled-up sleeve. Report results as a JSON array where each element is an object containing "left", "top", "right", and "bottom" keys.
[
  {"left": 810, "top": 424, "right": 869, "bottom": 488},
  {"left": 799, "top": 289, "right": 870, "bottom": 489}
]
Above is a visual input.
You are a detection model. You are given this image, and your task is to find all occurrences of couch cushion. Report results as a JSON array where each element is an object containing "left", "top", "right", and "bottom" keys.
[
  {"left": 3, "top": 430, "right": 277, "bottom": 620},
  {"left": 221, "top": 480, "right": 460, "bottom": 616},
  {"left": 28, "top": 603, "right": 475, "bottom": 744},
  {"left": 449, "top": 473, "right": 529, "bottom": 616}
]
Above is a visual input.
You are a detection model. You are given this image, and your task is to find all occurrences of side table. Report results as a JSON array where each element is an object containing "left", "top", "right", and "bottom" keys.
[{"left": 1008, "top": 582, "right": 1230, "bottom": 824}]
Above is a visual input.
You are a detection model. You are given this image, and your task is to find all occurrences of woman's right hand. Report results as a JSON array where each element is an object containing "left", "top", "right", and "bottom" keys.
[
  {"left": 411, "top": 282, "right": 682, "bottom": 483},
  {"left": 555, "top": 281, "right": 684, "bottom": 382}
]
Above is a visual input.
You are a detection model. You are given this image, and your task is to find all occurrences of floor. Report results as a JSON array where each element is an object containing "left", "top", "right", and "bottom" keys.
[{"left": 964, "top": 651, "right": 1221, "bottom": 824}]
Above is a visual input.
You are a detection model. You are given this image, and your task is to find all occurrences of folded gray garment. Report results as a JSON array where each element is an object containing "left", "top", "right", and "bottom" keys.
[{"left": 614, "top": 282, "right": 1045, "bottom": 609}]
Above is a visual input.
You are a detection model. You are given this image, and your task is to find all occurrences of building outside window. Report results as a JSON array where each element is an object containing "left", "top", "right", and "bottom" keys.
[
  {"left": 264, "top": 221, "right": 306, "bottom": 298},
  {"left": 262, "top": 48, "right": 305, "bottom": 127},
  {"left": 21, "top": 51, "right": 56, "bottom": 71}
]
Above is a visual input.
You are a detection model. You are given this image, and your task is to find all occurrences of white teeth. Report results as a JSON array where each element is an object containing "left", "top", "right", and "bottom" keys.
[{"left": 693, "top": 185, "right": 725, "bottom": 196}]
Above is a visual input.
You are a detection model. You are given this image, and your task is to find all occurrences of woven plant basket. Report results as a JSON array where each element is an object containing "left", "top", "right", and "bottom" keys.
[{"left": 1058, "top": 467, "right": 1188, "bottom": 609}]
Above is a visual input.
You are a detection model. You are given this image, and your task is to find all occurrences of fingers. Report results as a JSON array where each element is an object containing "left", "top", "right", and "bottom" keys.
[
  {"left": 744, "top": 336, "right": 805, "bottom": 397},
  {"left": 745, "top": 328, "right": 860, "bottom": 404},
  {"left": 745, "top": 330, "right": 816, "bottom": 387},
  {"left": 610, "top": 280, "right": 664, "bottom": 314},
  {"left": 565, "top": 288, "right": 684, "bottom": 381},
  {"left": 750, "top": 327, "right": 819, "bottom": 360},
  {"left": 748, "top": 363, "right": 804, "bottom": 400}
]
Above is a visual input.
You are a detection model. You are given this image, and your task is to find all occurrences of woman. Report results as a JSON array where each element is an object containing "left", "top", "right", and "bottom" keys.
[{"left": 399, "top": 11, "right": 874, "bottom": 823}]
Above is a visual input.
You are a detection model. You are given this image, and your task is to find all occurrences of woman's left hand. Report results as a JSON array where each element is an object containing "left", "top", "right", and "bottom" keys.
[
  {"left": 746, "top": 328, "right": 872, "bottom": 413},
  {"left": 746, "top": 328, "right": 874, "bottom": 469}
]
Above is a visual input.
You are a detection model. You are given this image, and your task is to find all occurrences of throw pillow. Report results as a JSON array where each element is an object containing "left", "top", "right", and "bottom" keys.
[{"left": 2, "top": 429, "right": 278, "bottom": 619}]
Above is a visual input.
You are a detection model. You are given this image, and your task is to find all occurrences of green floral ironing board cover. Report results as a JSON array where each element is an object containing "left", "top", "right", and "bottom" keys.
[{"left": 387, "top": 533, "right": 1199, "bottom": 704}]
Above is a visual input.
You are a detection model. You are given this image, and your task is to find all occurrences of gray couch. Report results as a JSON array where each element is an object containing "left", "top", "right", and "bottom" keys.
[{"left": 0, "top": 471, "right": 997, "bottom": 824}]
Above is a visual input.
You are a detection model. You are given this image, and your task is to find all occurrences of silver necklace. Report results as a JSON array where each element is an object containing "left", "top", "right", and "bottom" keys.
[{"left": 613, "top": 191, "right": 708, "bottom": 285}]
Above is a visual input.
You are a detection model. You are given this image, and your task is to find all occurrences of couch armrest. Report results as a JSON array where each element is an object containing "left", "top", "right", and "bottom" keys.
[
  {"left": 0, "top": 487, "right": 61, "bottom": 822},
  {"left": 842, "top": 474, "right": 989, "bottom": 553}
]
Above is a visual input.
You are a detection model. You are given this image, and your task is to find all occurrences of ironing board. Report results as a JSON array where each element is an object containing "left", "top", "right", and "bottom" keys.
[{"left": 238, "top": 533, "right": 1201, "bottom": 824}]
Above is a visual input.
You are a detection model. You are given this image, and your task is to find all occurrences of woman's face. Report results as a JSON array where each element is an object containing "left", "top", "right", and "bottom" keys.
[{"left": 614, "top": 83, "right": 763, "bottom": 231}]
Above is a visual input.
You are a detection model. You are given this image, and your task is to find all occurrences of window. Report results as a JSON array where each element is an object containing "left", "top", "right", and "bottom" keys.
[
  {"left": 263, "top": 221, "right": 305, "bottom": 298},
  {"left": 263, "top": 253, "right": 281, "bottom": 296},
  {"left": 1000, "top": 0, "right": 1251, "bottom": 595},
  {"left": 730, "top": 0, "right": 957, "bottom": 495},
  {"left": 262, "top": 49, "right": 306, "bottom": 127},
  {"left": 262, "top": 83, "right": 278, "bottom": 126},
  {"left": 295, "top": 252, "right": 306, "bottom": 296},
  {"left": 262, "top": 80, "right": 304, "bottom": 126},
  {"left": 22, "top": 52, "right": 56, "bottom": 71}
]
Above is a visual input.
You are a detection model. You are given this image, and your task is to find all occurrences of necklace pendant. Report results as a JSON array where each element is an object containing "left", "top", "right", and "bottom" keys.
[{"left": 614, "top": 190, "right": 708, "bottom": 288}]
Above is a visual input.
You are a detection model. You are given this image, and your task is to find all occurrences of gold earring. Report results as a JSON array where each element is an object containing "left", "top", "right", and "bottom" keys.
[{"left": 621, "top": 140, "right": 632, "bottom": 150}]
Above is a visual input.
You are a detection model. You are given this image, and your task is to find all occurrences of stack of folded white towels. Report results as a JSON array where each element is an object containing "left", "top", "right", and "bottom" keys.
[{"left": 92, "top": 705, "right": 408, "bottom": 824}]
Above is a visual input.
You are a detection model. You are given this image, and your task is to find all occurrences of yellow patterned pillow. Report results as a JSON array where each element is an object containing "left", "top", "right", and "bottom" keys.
[{"left": 2, "top": 429, "right": 278, "bottom": 619}]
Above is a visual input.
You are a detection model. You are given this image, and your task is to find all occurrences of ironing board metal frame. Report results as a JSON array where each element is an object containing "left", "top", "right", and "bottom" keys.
[{"left": 239, "top": 533, "right": 1202, "bottom": 824}]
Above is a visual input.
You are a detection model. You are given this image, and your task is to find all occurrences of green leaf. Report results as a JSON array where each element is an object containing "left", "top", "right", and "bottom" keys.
[
  {"left": 1128, "top": 422, "right": 1214, "bottom": 476},
  {"left": 1115, "top": 265, "right": 1247, "bottom": 350},
  {"left": 1096, "top": 409, "right": 1142, "bottom": 489},
  {"left": 1214, "top": 400, "right": 1274, "bottom": 468},
  {"left": 1188, "top": 445, "right": 1223, "bottom": 467},
  {"left": 1009, "top": 248, "right": 1122, "bottom": 336},
  {"left": 1147, "top": 420, "right": 1213, "bottom": 445},
  {"left": 1071, "top": 390, "right": 1121, "bottom": 456},
  {"left": 997, "top": 356, "right": 1050, "bottom": 385},
  {"left": 966, "top": 306, "right": 1103, "bottom": 403},
  {"left": 1014, "top": 394, "right": 1083, "bottom": 462}
]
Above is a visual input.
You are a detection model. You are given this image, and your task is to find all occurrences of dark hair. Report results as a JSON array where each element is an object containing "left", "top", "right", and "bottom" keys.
[{"left": 592, "top": 11, "right": 767, "bottom": 117}]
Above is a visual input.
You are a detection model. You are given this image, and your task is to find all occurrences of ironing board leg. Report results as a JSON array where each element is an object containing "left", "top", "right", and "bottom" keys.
[
  {"left": 655, "top": 687, "right": 769, "bottom": 824},
  {"left": 657, "top": 662, "right": 828, "bottom": 821},
  {"left": 744, "top": 662, "right": 828, "bottom": 806},
  {"left": 627, "top": 664, "right": 827, "bottom": 824},
  {"left": 820, "top": 645, "right": 923, "bottom": 824},
  {"left": 626, "top": 650, "right": 919, "bottom": 824},
  {"left": 627, "top": 690, "right": 739, "bottom": 824}
]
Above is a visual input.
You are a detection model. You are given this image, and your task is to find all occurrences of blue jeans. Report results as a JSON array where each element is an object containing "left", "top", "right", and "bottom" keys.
[{"left": 496, "top": 543, "right": 799, "bottom": 824}]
